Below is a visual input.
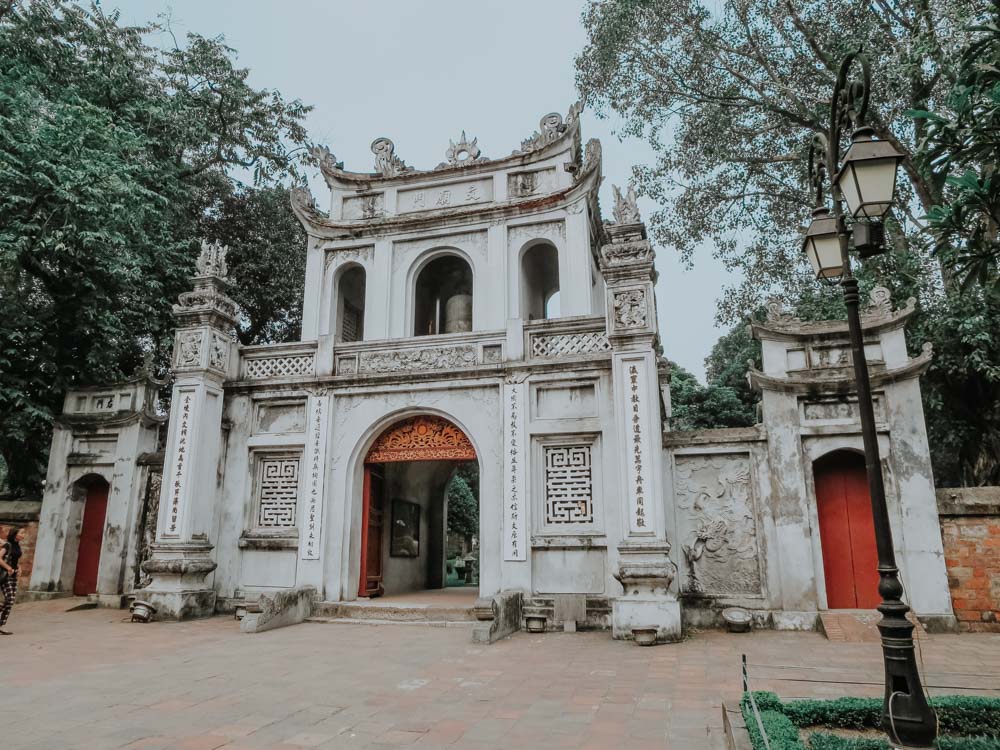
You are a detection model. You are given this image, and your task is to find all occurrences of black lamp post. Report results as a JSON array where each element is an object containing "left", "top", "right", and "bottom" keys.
[{"left": 801, "top": 52, "right": 937, "bottom": 748}]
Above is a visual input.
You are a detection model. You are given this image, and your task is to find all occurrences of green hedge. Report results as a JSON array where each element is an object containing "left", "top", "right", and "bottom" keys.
[
  {"left": 741, "top": 693, "right": 1000, "bottom": 750},
  {"left": 808, "top": 734, "right": 1000, "bottom": 750}
]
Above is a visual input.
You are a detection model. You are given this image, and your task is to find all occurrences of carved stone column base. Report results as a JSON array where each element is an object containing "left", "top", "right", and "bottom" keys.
[
  {"left": 140, "top": 541, "right": 218, "bottom": 620},
  {"left": 612, "top": 542, "right": 682, "bottom": 643}
]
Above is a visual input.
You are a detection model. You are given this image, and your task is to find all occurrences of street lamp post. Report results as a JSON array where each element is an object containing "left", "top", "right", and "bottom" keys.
[{"left": 801, "top": 52, "right": 938, "bottom": 749}]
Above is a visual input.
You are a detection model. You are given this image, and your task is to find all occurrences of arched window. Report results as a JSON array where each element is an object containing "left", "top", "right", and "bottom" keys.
[
  {"left": 520, "top": 242, "right": 560, "bottom": 321},
  {"left": 336, "top": 266, "right": 366, "bottom": 342},
  {"left": 413, "top": 255, "right": 474, "bottom": 336}
]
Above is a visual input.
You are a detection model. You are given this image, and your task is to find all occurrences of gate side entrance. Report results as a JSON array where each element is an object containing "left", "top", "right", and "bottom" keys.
[
  {"left": 359, "top": 415, "right": 478, "bottom": 599},
  {"left": 814, "top": 450, "right": 880, "bottom": 609},
  {"left": 73, "top": 478, "right": 110, "bottom": 596}
]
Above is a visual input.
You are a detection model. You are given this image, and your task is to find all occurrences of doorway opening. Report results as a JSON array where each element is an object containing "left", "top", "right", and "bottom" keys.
[
  {"left": 359, "top": 415, "right": 479, "bottom": 599},
  {"left": 814, "top": 450, "right": 880, "bottom": 609},
  {"left": 72, "top": 474, "right": 110, "bottom": 596}
]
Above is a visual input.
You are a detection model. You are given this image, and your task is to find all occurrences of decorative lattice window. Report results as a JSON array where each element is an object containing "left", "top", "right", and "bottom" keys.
[
  {"left": 341, "top": 300, "right": 363, "bottom": 342},
  {"left": 544, "top": 445, "right": 594, "bottom": 524},
  {"left": 255, "top": 455, "right": 300, "bottom": 528}
]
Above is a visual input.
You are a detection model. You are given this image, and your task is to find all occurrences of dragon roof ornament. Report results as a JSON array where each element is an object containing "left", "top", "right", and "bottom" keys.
[
  {"left": 371, "top": 137, "right": 412, "bottom": 178},
  {"left": 513, "top": 101, "right": 583, "bottom": 155},
  {"left": 611, "top": 184, "right": 641, "bottom": 224},
  {"left": 308, "top": 144, "right": 344, "bottom": 186}
]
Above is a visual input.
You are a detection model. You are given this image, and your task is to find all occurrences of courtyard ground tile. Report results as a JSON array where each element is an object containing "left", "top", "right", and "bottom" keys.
[{"left": 7, "top": 599, "right": 1000, "bottom": 750}]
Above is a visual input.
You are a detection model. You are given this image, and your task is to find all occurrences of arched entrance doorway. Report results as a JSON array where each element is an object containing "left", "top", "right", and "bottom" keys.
[
  {"left": 814, "top": 450, "right": 880, "bottom": 609},
  {"left": 359, "top": 415, "right": 478, "bottom": 598},
  {"left": 73, "top": 475, "right": 110, "bottom": 596}
]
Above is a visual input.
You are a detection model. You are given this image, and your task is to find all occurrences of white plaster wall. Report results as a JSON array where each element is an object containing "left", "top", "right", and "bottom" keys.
[{"left": 525, "top": 369, "right": 621, "bottom": 597}]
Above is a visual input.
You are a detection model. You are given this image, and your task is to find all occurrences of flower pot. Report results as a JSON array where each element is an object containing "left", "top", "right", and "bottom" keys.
[
  {"left": 722, "top": 607, "right": 752, "bottom": 633},
  {"left": 129, "top": 600, "right": 157, "bottom": 623},
  {"left": 632, "top": 627, "right": 658, "bottom": 646},
  {"left": 525, "top": 615, "right": 546, "bottom": 633}
]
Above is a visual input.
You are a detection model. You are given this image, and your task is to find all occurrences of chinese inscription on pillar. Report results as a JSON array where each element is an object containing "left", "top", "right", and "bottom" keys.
[
  {"left": 624, "top": 360, "right": 654, "bottom": 534},
  {"left": 503, "top": 380, "right": 527, "bottom": 561},
  {"left": 301, "top": 394, "right": 329, "bottom": 560},
  {"left": 165, "top": 392, "right": 193, "bottom": 537}
]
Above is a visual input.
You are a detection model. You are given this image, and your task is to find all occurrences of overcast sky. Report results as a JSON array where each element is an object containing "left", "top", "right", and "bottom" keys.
[{"left": 110, "top": 0, "right": 738, "bottom": 380}]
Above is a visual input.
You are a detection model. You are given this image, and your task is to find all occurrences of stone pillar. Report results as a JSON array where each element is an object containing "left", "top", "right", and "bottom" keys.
[
  {"left": 141, "top": 241, "right": 237, "bottom": 620},
  {"left": 600, "top": 212, "right": 681, "bottom": 643}
]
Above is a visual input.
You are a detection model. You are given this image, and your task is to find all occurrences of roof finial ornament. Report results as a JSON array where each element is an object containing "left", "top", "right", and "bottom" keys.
[
  {"left": 612, "top": 184, "right": 641, "bottom": 224},
  {"left": 444, "top": 131, "right": 482, "bottom": 166},
  {"left": 195, "top": 239, "right": 228, "bottom": 279},
  {"left": 371, "top": 137, "right": 411, "bottom": 177}
]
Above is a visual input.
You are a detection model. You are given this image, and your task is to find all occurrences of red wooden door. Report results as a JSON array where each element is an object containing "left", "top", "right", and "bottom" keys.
[
  {"left": 73, "top": 482, "right": 109, "bottom": 596},
  {"left": 815, "top": 452, "right": 880, "bottom": 609},
  {"left": 358, "top": 465, "right": 385, "bottom": 598}
]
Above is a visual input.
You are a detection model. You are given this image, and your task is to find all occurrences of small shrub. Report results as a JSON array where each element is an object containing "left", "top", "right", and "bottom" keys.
[
  {"left": 934, "top": 697, "right": 1000, "bottom": 738},
  {"left": 741, "top": 692, "right": 1000, "bottom": 749},
  {"left": 745, "top": 709, "right": 805, "bottom": 750},
  {"left": 784, "top": 697, "right": 881, "bottom": 729},
  {"left": 936, "top": 737, "right": 1000, "bottom": 750},
  {"left": 807, "top": 733, "right": 888, "bottom": 750}
]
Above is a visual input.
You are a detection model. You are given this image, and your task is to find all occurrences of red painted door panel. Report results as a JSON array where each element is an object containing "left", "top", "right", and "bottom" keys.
[
  {"left": 358, "top": 466, "right": 385, "bottom": 598},
  {"left": 73, "top": 483, "right": 108, "bottom": 596},
  {"left": 815, "top": 453, "right": 880, "bottom": 609}
]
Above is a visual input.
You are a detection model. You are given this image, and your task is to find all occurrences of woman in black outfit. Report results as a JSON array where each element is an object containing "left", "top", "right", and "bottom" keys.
[{"left": 0, "top": 526, "right": 25, "bottom": 635}]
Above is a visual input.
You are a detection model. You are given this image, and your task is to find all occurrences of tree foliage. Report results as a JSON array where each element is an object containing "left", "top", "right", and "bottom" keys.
[
  {"left": 576, "top": 0, "right": 983, "bottom": 319},
  {"left": 446, "top": 473, "right": 479, "bottom": 540},
  {"left": 201, "top": 184, "right": 307, "bottom": 346},
  {"left": 669, "top": 360, "right": 757, "bottom": 430},
  {"left": 912, "top": 9, "right": 1000, "bottom": 288},
  {"left": 0, "top": 1, "right": 310, "bottom": 494}
]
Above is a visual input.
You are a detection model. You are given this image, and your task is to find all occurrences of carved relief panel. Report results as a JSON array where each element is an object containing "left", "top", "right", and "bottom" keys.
[
  {"left": 342, "top": 192, "right": 385, "bottom": 221},
  {"left": 673, "top": 453, "right": 763, "bottom": 597}
]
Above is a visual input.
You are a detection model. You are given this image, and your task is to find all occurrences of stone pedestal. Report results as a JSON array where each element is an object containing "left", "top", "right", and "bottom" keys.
[
  {"left": 612, "top": 543, "right": 682, "bottom": 643},
  {"left": 140, "top": 541, "right": 218, "bottom": 620}
]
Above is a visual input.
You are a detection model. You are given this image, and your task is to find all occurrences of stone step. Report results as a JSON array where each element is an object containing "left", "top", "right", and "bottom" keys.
[
  {"left": 306, "top": 616, "right": 474, "bottom": 628},
  {"left": 819, "top": 610, "right": 927, "bottom": 643},
  {"left": 311, "top": 600, "right": 477, "bottom": 622}
]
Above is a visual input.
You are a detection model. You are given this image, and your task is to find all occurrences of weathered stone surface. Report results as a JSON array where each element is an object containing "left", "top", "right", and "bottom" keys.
[
  {"left": 470, "top": 590, "right": 523, "bottom": 644},
  {"left": 240, "top": 585, "right": 316, "bottom": 634}
]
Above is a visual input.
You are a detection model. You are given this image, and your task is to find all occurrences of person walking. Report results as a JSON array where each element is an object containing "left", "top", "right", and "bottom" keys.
[{"left": 0, "top": 526, "right": 25, "bottom": 635}]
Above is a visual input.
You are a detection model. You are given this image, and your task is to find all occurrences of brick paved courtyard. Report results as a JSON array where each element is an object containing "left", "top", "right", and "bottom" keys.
[{"left": 6, "top": 599, "right": 1000, "bottom": 750}]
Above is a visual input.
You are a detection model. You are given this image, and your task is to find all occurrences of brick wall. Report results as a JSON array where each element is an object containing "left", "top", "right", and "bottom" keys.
[
  {"left": 937, "top": 488, "right": 1000, "bottom": 633},
  {"left": 0, "top": 500, "right": 42, "bottom": 601}
]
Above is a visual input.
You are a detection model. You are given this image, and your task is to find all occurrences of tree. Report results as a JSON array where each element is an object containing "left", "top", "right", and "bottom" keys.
[
  {"left": 446, "top": 474, "right": 479, "bottom": 540},
  {"left": 201, "top": 184, "right": 308, "bottom": 346},
  {"left": 0, "top": 1, "right": 310, "bottom": 494},
  {"left": 704, "top": 319, "right": 761, "bottom": 418},
  {"left": 576, "top": 0, "right": 984, "bottom": 321},
  {"left": 912, "top": 10, "right": 1000, "bottom": 288},
  {"left": 668, "top": 361, "right": 757, "bottom": 430}
]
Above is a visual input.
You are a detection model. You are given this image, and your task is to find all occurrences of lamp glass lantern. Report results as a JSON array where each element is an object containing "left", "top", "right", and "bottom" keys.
[
  {"left": 833, "top": 127, "right": 905, "bottom": 219},
  {"left": 801, "top": 207, "right": 846, "bottom": 280}
]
